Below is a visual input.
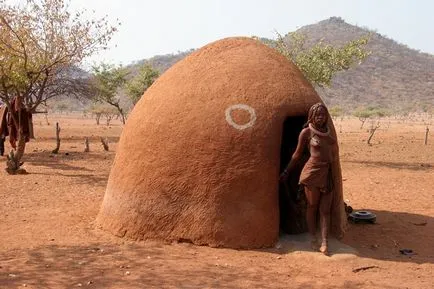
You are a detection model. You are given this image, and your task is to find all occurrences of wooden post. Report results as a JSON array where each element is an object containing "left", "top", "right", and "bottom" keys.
[
  {"left": 100, "top": 137, "right": 109, "bottom": 151},
  {"left": 425, "top": 126, "right": 429, "bottom": 145},
  {"left": 52, "top": 122, "right": 61, "bottom": 154},
  {"left": 84, "top": 137, "right": 90, "bottom": 152}
]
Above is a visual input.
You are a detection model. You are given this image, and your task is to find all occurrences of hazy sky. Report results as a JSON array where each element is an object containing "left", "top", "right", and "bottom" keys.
[{"left": 10, "top": 0, "right": 434, "bottom": 65}]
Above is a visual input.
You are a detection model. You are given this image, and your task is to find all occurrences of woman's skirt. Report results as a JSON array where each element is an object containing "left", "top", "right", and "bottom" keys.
[{"left": 299, "top": 159, "right": 333, "bottom": 193}]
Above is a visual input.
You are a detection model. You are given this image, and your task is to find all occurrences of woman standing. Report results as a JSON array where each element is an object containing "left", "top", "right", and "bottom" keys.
[{"left": 280, "top": 103, "right": 337, "bottom": 255}]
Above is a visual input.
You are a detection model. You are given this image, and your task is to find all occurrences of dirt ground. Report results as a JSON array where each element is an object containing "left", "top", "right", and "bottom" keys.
[{"left": 0, "top": 113, "right": 433, "bottom": 289}]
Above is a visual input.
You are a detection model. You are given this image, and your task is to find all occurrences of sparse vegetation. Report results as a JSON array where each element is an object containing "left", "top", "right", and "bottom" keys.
[
  {"left": 353, "top": 106, "right": 391, "bottom": 129},
  {"left": 1, "top": 114, "right": 432, "bottom": 288},
  {"left": 0, "top": 8, "right": 432, "bottom": 287},
  {"left": 273, "top": 32, "right": 370, "bottom": 87},
  {"left": 125, "top": 64, "right": 160, "bottom": 105},
  {"left": 329, "top": 105, "right": 345, "bottom": 120},
  {"left": 91, "top": 64, "right": 128, "bottom": 124},
  {"left": 88, "top": 104, "right": 119, "bottom": 126},
  {"left": 0, "top": 0, "right": 118, "bottom": 173}
]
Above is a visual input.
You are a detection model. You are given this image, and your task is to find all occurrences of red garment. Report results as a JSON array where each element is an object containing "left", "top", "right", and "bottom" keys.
[
  {"left": 0, "top": 98, "right": 32, "bottom": 149},
  {"left": 0, "top": 105, "right": 7, "bottom": 138}
]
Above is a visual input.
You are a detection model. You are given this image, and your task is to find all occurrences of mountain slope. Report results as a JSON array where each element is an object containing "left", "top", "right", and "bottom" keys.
[
  {"left": 295, "top": 17, "right": 433, "bottom": 112},
  {"left": 128, "top": 17, "right": 434, "bottom": 112}
]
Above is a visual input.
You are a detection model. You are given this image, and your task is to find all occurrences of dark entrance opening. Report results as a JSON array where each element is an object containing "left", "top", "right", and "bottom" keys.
[{"left": 279, "top": 115, "right": 309, "bottom": 234}]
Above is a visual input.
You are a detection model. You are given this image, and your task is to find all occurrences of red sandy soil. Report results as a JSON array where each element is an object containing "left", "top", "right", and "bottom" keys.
[{"left": 0, "top": 113, "right": 433, "bottom": 289}]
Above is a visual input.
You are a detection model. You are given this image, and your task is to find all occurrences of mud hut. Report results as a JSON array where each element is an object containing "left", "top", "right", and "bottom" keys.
[{"left": 96, "top": 37, "right": 346, "bottom": 249}]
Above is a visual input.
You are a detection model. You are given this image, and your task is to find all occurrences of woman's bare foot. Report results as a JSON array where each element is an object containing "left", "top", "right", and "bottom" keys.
[{"left": 319, "top": 241, "right": 329, "bottom": 255}]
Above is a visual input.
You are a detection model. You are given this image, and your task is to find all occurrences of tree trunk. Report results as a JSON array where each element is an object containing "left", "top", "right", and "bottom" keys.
[
  {"left": 115, "top": 105, "right": 126, "bottom": 125},
  {"left": 6, "top": 133, "right": 26, "bottom": 174},
  {"left": 367, "top": 124, "right": 380, "bottom": 145},
  {"left": 84, "top": 137, "right": 90, "bottom": 152},
  {"left": 359, "top": 118, "right": 366, "bottom": 129},
  {"left": 105, "top": 115, "right": 113, "bottom": 126},
  {"left": 95, "top": 114, "right": 101, "bottom": 125},
  {"left": 52, "top": 122, "right": 61, "bottom": 154},
  {"left": 28, "top": 115, "right": 35, "bottom": 139},
  {"left": 44, "top": 113, "right": 50, "bottom": 125}
]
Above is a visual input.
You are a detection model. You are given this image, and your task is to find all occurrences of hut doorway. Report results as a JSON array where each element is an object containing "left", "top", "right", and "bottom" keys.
[{"left": 279, "top": 115, "right": 309, "bottom": 234}]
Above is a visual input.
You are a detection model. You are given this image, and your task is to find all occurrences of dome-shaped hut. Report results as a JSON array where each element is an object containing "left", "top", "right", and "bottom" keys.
[{"left": 96, "top": 37, "right": 346, "bottom": 248}]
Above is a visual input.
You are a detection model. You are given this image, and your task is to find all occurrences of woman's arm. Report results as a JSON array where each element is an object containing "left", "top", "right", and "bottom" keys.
[{"left": 280, "top": 128, "right": 310, "bottom": 181}]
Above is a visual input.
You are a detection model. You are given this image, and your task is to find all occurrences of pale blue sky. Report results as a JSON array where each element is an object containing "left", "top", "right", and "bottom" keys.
[{"left": 10, "top": 0, "right": 434, "bottom": 65}]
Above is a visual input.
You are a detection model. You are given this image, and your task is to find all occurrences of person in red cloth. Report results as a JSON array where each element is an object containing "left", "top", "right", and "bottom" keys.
[
  {"left": 0, "top": 104, "right": 7, "bottom": 156},
  {"left": 0, "top": 98, "right": 32, "bottom": 154},
  {"left": 280, "top": 103, "right": 337, "bottom": 255}
]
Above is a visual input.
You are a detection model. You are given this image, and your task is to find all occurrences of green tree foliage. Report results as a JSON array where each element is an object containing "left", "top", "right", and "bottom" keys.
[
  {"left": 272, "top": 32, "right": 370, "bottom": 87},
  {"left": 353, "top": 106, "right": 390, "bottom": 118},
  {"left": 125, "top": 64, "right": 159, "bottom": 105},
  {"left": 353, "top": 106, "right": 391, "bottom": 129},
  {"left": 91, "top": 63, "right": 128, "bottom": 124},
  {"left": 329, "top": 105, "right": 344, "bottom": 119},
  {"left": 88, "top": 103, "right": 119, "bottom": 126},
  {"left": 0, "top": 0, "right": 118, "bottom": 172}
]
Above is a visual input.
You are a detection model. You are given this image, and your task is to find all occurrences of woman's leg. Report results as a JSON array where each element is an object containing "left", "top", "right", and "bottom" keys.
[
  {"left": 0, "top": 137, "right": 4, "bottom": 156},
  {"left": 304, "top": 186, "right": 321, "bottom": 248},
  {"left": 319, "top": 191, "right": 333, "bottom": 254}
]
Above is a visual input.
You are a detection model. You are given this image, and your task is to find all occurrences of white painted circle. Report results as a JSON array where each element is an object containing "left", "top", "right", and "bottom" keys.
[{"left": 225, "top": 104, "right": 257, "bottom": 130}]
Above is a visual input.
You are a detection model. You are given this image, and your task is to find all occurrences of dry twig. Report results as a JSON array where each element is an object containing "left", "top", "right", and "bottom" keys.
[{"left": 352, "top": 265, "right": 379, "bottom": 273}]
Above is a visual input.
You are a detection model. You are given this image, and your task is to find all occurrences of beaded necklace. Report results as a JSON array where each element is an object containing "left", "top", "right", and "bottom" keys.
[{"left": 309, "top": 123, "right": 329, "bottom": 137}]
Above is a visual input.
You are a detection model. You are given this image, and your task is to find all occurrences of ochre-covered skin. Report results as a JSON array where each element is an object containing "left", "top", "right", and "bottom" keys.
[{"left": 96, "top": 37, "right": 346, "bottom": 248}]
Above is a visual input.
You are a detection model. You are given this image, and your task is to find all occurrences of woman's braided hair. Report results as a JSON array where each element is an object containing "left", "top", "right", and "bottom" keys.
[{"left": 303, "top": 102, "right": 329, "bottom": 128}]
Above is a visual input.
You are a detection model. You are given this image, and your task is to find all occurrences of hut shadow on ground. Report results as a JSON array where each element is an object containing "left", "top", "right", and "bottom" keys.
[
  {"left": 272, "top": 210, "right": 433, "bottom": 265},
  {"left": 0, "top": 243, "right": 284, "bottom": 289}
]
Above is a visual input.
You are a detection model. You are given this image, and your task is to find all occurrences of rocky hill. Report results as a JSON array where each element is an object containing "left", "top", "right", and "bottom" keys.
[
  {"left": 295, "top": 17, "right": 433, "bottom": 112},
  {"left": 133, "top": 17, "right": 433, "bottom": 113}
]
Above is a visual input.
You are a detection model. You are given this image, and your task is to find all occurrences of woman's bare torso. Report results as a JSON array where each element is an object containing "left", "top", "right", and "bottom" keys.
[{"left": 305, "top": 127, "right": 334, "bottom": 163}]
